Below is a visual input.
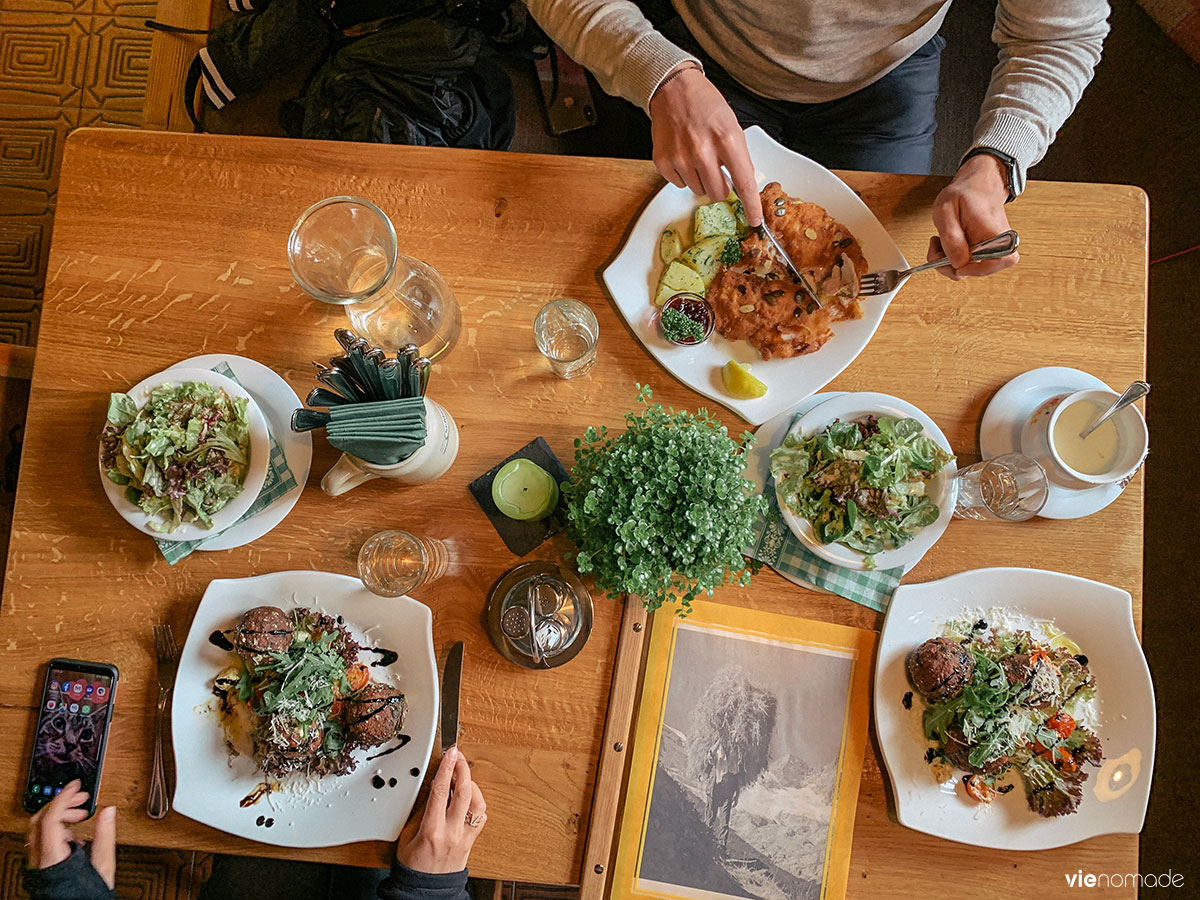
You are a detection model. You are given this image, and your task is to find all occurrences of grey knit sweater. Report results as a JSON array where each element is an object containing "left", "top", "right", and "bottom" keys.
[{"left": 523, "top": 0, "right": 1110, "bottom": 187}]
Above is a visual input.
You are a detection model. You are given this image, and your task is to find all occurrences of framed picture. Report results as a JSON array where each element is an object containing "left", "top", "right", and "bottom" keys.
[{"left": 610, "top": 600, "right": 876, "bottom": 900}]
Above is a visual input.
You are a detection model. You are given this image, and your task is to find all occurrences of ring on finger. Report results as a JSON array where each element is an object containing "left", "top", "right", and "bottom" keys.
[{"left": 465, "top": 811, "right": 487, "bottom": 828}]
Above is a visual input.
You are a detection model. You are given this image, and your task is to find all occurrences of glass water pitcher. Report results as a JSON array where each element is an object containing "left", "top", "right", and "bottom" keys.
[{"left": 288, "top": 196, "right": 461, "bottom": 360}]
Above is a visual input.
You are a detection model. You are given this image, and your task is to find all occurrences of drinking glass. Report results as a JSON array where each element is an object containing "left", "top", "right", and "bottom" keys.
[
  {"left": 358, "top": 530, "right": 449, "bottom": 597},
  {"left": 953, "top": 454, "right": 1050, "bottom": 522},
  {"left": 534, "top": 298, "right": 598, "bottom": 378},
  {"left": 288, "top": 196, "right": 461, "bottom": 359}
]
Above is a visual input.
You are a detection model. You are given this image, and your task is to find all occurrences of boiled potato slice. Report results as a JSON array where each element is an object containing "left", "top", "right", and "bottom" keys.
[
  {"left": 724, "top": 190, "right": 750, "bottom": 238},
  {"left": 658, "top": 226, "right": 683, "bottom": 266},
  {"left": 694, "top": 201, "right": 738, "bottom": 240},
  {"left": 654, "top": 260, "right": 706, "bottom": 306},
  {"left": 678, "top": 236, "right": 734, "bottom": 287}
]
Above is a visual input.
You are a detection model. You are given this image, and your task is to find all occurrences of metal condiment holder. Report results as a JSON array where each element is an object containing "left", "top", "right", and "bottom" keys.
[{"left": 484, "top": 561, "right": 593, "bottom": 670}]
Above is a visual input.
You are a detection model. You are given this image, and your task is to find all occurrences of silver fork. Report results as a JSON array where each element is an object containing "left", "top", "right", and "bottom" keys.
[
  {"left": 148, "top": 624, "right": 180, "bottom": 820},
  {"left": 859, "top": 230, "right": 1019, "bottom": 296}
]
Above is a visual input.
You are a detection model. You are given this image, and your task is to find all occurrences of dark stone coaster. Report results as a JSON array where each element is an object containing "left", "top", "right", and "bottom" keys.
[{"left": 468, "top": 437, "right": 569, "bottom": 556}]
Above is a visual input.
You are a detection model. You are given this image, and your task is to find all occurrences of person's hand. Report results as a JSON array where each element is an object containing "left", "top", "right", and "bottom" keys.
[
  {"left": 396, "top": 747, "right": 486, "bottom": 875},
  {"left": 27, "top": 780, "right": 116, "bottom": 889},
  {"left": 928, "top": 153, "right": 1019, "bottom": 280},
  {"left": 649, "top": 63, "right": 763, "bottom": 226}
]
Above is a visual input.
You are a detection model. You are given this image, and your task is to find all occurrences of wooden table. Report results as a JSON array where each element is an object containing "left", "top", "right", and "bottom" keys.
[{"left": 0, "top": 130, "right": 1146, "bottom": 897}]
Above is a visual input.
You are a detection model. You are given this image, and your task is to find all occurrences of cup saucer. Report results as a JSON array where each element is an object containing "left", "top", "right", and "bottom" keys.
[{"left": 979, "top": 367, "right": 1126, "bottom": 520}]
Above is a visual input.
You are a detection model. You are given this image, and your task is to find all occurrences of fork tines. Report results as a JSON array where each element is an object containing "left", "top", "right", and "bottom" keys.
[{"left": 153, "top": 623, "right": 180, "bottom": 662}]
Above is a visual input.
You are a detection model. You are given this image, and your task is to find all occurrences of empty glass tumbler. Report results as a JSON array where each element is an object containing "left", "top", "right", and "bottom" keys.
[
  {"left": 288, "top": 196, "right": 461, "bottom": 359},
  {"left": 534, "top": 298, "right": 598, "bottom": 378},
  {"left": 953, "top": 453, "right": 1050, "bottom": 522},
  {"left": 358, "top": 530, "right": 449, "bottom": 597}
]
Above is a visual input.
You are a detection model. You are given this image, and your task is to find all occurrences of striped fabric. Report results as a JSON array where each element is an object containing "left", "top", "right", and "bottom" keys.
[{"left": 198, "top": 46, "right": 236, "bottom": 110}]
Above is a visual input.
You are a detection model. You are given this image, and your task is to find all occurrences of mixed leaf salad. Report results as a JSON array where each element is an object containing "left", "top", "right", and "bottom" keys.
[
  {"left": 769, "top": 415, "right": 953, "bottom": 568},
  {"left": 908, "top": 617, "right": 1102, "bottom": 818},
  {"left": 100, "top": 381, "right": 252, "bottom": 533}
]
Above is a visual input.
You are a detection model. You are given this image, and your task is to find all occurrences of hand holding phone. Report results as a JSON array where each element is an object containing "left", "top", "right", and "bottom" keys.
[
  {"left": 23, "top": 658, "right": 119, "bottom": 816},
  {"left": 27, "top": 780, "right": 117, "bottom": 889}
]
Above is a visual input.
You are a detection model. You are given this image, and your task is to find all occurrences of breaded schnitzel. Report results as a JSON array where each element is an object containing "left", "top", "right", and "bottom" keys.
[{"left": 710, "top": 183, "right": 869, "bottom": 360}]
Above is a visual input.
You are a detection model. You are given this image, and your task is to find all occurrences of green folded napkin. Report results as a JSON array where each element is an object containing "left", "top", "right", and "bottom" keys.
[{"left": 324, "top": 397, "right": 428, "bottom": 465}]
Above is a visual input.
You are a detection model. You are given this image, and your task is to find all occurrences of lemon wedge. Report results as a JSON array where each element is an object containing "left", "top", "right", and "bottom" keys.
[
  {"left": 721, "top": 360, "right": 768, "bottom": 399},
  {"left": 1043, "top": 623, "right": 1082, "bottom": 655}
]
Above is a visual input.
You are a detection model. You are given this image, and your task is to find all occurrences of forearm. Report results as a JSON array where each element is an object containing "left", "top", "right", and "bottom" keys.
[
  {"left": 23, "top": 844, "right": 115, "bottom": 900},
  {"left": 376, "top": 860, "right": 470, "bottom": 900},
  {"left": 522, "top": 0, "right": 697, "bottom": 111},
  {"left": 971, "top": 0, "right": 1109, "bottom": 187}
]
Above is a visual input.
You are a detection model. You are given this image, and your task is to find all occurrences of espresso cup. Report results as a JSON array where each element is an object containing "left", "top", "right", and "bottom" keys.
[{"left": 1020, "top": 388, "right": 1147, "bottom": 490}]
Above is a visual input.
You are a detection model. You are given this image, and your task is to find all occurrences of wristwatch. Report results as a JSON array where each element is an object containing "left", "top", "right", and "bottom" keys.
[{"left": 960, "top": 146, "right": 1022, "bottom": 203}]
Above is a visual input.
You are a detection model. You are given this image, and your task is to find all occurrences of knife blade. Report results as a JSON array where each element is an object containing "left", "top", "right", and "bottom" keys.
[
  {"left": 755, "top": 223, "right": 823, "bottom": 308},
  {"left": 441, "top": 641, "right": 463, "bottom": 753}
]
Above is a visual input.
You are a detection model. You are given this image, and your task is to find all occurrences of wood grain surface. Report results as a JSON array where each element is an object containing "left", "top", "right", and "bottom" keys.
[{"left": 0, "top": 129, "right": 1146, "bottom": 896}]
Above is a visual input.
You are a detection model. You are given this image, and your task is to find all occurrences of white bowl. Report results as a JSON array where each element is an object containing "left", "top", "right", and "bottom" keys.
[
  {"left": 1020, "top": 388, "right": 1149, "bottom": 490},
  {"left": 774, "top": 392, "right": 956, "bottom": 571},
  {"left": 98, "top": 367, "right": 270, "bottom": 541}
]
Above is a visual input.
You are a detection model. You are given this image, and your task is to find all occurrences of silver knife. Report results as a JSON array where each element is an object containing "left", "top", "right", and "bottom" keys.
[
  {"left": 755, "top": 223, "right": 823, "bottom": 308},
  {"left": 441, "top": 641, "right": 463, "bottom": 753}
]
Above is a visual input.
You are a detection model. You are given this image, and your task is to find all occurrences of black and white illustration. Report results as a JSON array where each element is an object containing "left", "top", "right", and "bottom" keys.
[{"left": 637, "top": 622, "right": 855, "bottom": 900}]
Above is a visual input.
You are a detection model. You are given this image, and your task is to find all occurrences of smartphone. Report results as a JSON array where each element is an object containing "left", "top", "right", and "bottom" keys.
[{"left": 22, "top": 658, "right": 119, "bottom": 816}]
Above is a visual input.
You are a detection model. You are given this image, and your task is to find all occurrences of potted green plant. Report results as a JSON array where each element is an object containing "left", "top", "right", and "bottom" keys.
[{"left": 563, "top": 386, "right": 767, "bottom": 615}]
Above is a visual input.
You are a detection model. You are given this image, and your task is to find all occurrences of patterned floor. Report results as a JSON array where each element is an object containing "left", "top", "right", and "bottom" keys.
[{"left": 0, "top": 0, "right": 153, "bottom": 345}]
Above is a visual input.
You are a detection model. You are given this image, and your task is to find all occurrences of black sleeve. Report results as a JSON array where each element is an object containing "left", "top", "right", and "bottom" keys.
[
  {"left": 22, "top": 843, "right": 116, "bottom": 900},
  {"left": 376, "top": 860, "right": 470, "bottom": 900}
]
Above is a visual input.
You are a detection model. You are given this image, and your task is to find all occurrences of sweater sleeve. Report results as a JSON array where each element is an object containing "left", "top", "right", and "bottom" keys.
[
  {"left": 968, "top": 0, "right": 1110, "bottom": 192},
  {"left": 22, "top": 844, "right": 116, "bottom": 900},
  {"left": 376, "top": 860, "right": 471, "bottom": 900},
  {"left": 522, "top": 0, "right": 698, "bottom": 112}
]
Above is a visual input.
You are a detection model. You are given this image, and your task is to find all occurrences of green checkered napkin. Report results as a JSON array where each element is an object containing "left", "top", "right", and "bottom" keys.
[
  {"left": 155, "top": 362, "right": 298, "bottom": 564},
  {"left": 744, "top": 414, "right": 904, "bottom": 613}
]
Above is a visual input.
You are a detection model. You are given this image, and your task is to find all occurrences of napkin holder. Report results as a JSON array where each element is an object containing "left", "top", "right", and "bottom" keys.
[{"left": 321, "top": 396, "right": 459, "bottom": 495}]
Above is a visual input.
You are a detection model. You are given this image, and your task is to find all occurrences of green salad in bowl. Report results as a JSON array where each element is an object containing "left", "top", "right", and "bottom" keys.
[
  {"left": 770, "top": 393, "right": 955, "bottom": 570},
  {"left": 99, "top": 376, "right": 260, "bottom": 534}
]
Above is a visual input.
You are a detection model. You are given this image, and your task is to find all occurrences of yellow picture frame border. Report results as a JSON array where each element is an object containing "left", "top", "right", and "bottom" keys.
[{"left": 610, "top": 599, "right": 877, "bottom": 900}]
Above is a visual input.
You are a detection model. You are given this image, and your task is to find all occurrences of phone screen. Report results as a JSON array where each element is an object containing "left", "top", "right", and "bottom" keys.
[{"left": 24, "top": 662, "right": 117, "bottom": 814}]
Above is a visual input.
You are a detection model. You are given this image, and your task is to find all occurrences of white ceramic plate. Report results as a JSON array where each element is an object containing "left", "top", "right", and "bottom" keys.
[
  {"left": 774, "top": 392, "right": 956, "bottom": 571},
  {"left": 98, "top": 367, "right": 270, "bottom": 541},
  {"left": 875, "top": 567, "right": 1154, "bottom": 849},
  {"left": 166, "top": 355, "right": 313, "bottom": 550},
  {"left": 979, "top": 366, "right": 1125, "bottom": 520},
  {"left": 171, "top": 571, "right": 439, "bottom": 848},
  {"left": 601, "top": 125, "right": 907, "bottom": 426}
]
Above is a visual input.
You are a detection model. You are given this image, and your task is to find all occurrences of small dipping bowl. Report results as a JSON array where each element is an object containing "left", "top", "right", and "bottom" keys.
[
  {"left": 1020, "top": 388, "right": 1148, "bottom": 490},
  {"left": 660, "top": 292, "right": 715, "bottom": 345}
]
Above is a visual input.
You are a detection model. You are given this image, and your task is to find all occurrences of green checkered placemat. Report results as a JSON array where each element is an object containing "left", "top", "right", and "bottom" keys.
[
  {"left": 155, "top": 362, "right": 298, "bottom": 564},
  {"left": 744, "top": 412, "right": 903, "bottom": 613}
]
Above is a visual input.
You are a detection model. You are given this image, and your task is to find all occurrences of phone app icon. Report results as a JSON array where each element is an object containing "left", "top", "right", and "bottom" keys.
[
  {"left": 30, "top": 784, "right": 39, "bottom": 794},
  {"left": 42, "top": 786, "right": 52, "bottom": 796},
  {"left": 85, "top": 685, "right": 94, "bottom": 695},
  {"left": 54, "top": 787, "right": 62, "bottom": 796},
  {"left": 46, "top": 699, "right": 57, "bottom": 710},
  {"left": 69, "top": 703, "right": 79, "bottom": 713},
  {"left": 95, "top": 686, "right": 107, "bottom": 698},
  {"left": 49, "top": 681, "right": 59, "bottom": 690},
  {"left": 81, "top": 704, "right": 91, "bottom": 714}
]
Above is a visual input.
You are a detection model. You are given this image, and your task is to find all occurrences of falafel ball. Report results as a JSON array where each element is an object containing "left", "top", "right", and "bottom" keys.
[
  {"left": 346, "top": 683, "right": 407, "bottom": 747},
  {"left": 235, "top": 606, "right": 294, "bottom": 660},
  {"left": 907, "top": 637, "right": 975, "bottom": 702}
]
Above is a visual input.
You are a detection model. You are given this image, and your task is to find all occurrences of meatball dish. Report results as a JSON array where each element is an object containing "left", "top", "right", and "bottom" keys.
[
  {"left": 212, "top": 606, "right": 405, "bottom": 778},
  {"left": 907, "top": 616, "right": 1102, "bottom": 818}
]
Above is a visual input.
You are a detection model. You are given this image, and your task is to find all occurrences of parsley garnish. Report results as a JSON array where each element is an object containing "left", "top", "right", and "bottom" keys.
[{"left": 661, "top": 306, "right": 706, "bottom": 343}]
